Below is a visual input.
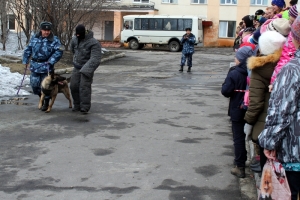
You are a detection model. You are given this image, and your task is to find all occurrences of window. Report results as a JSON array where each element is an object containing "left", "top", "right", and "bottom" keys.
[
  {"left": 8, "top": 14, "right": 15, "bottom": 30},
  {"left": 149, "top": 19, "right": 163, "bottom": 30},
  {"left": 191, "top": 0, "right": 207, "bottom": 4},
  {"left": 124, "top": 20, "right": 133, "bottom": 30},
  {"left": 134, "top": 18, "right": 149, "bottom": 30},
  {"left": 220, "top": 0, "right": 237, "bottom": 4},
  {"left": 250, "top": 0, "right": 268, "bottom": 5},
  {"left": 178, "top": 19, "right": 193, "bottom": 31},
  {"left": 133, "top": 0, "right": 149, "bottom": 3},
  {"left": 163, "top": 19, "right": 178, "bottom": 30},
  {"left": 134, "top": 18, "right": 193, "bottom": 31},
  {"left": 219, "top": 21, "right": 236, "bottom": 37},
  {"left": 162, "top": 0, "right": 178, "bottom": 3}
]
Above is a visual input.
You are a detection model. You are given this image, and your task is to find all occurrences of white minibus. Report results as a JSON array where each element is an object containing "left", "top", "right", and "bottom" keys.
[{"left": 120, "top": 15, "right": 203, "bottom": 52}]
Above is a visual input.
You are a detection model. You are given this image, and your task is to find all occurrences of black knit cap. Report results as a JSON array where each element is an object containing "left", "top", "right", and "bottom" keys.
[
  {"left": 242, "top": 15, "right": 254, "bottom": 28},
  {"left": 255, "top": 9, "right": 264, "bottom": 16},
  {"left": 40, "top": 21, "right": 52, "bottom": 30},
  {"left": 185, "top": 28, "right": 191, "bottom": 31},
  {"left": 76, "top": 24, "right": 86, "bottom": 38}
]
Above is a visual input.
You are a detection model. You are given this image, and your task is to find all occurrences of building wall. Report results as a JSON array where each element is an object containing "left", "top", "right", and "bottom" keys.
[{"left": 105, "top": 0, "right": 291, "bottom": 46}]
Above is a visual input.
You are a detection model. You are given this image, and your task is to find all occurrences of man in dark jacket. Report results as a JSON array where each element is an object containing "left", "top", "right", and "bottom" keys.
[
  {"left": 221, "top": 46, "right": 253, "bottom": 178},
  {"left": 179, "top": 28, "right": 196, "bottom": 72},
  {"left": 22, "top": 21, "right": 63, "bottom": 111},
  {"left": 70, "top": 24, "right": 102, "bottom": 113}
]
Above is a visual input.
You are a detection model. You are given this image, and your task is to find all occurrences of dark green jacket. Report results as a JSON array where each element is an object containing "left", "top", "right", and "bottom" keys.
[{"left": 244, "top": 49, "right": 281, "bottom": 141}]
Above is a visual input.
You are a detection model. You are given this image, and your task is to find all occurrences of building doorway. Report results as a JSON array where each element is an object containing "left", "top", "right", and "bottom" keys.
[{"left": 105, "top": 21, "right": 114, "bottom": 41}]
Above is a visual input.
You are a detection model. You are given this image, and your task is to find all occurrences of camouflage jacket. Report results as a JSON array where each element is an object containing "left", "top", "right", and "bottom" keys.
[
  {"left": 22, "top": 32, "right": 63, "bottom": 73},
  {"left": 258, "top": 49, "right": 300, "bottom": 165},
  {"left": 181, "top": 33, "right": 195, "bottom": 54}
]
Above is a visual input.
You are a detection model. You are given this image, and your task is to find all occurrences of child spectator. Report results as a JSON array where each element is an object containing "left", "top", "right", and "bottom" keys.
[
  {"left": 244, "top": 31, "right": 286, "bottom": 171},
  {"left": 259, "top": 15, "right": 300, "bottom": 200},
  {"left": 269, "top": 5, "right": 298, "bottom": 92},
  {"left": 221, "top": 46, "right": 254, "bottom": 178}
]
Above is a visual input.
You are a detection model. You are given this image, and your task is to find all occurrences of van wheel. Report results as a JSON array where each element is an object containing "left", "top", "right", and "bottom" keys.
[
  {"left": 129, "top": 39, "right": 139, "bottom": 50},
  {"left": 169, "top": 41, "right": 180, "bottom": 52}
]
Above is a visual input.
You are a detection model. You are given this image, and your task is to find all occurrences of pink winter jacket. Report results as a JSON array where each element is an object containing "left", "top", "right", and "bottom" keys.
[{"left": 270, "top": 32, "right": 296, "bottom": 84}]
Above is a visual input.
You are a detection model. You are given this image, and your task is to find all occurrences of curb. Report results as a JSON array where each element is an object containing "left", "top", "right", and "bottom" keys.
[
  {"left": 55, "top": 52, "right": 126, "bottom": 75},
  {"left": 239, "top": 140, "right": 260, "bottom": 200}
]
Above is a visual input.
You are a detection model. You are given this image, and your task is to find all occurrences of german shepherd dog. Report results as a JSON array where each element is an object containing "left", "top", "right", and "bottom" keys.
[{"left": 38, "top": 73, "right": 72, "bottom": 113}]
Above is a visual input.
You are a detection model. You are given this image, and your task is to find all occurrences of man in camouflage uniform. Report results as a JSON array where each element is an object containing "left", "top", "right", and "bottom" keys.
[
  {"left": 179, "top": 28, "right": 196, "bottom": 73},
  {"left": 22, "top": 21, "right": 63, "bottom": 111}
]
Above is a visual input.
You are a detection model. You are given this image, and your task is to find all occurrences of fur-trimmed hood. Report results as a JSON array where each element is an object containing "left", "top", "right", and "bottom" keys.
[{"left": 247, "top": 49, "right": 282, "bottom": 70}]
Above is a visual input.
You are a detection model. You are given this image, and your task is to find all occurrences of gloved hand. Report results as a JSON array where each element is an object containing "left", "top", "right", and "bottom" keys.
[{"left": 244, "top": 123, "right": 253, "bottom": 141}]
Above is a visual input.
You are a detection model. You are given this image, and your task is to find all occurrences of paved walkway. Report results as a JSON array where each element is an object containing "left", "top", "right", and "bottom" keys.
[{"left": 0, "top": 48, "right": 259, "bottom": 200}]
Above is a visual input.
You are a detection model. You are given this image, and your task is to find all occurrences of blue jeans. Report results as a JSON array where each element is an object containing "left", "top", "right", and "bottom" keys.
[
  {"left": 180, "top": 53, "right": 193, "bottom": 67},
  {"left": 232, "top": 120, "right": 247, "bottom": 167}
]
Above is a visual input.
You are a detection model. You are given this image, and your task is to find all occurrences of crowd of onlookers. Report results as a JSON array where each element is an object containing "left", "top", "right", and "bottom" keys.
[{"left": 221, "top": 0, "right": 300, "bottom": 199}]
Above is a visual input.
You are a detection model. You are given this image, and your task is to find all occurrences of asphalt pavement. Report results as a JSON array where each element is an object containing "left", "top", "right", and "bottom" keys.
[{"left": 0, "top": 47, "right": 258, "bottom": 200}]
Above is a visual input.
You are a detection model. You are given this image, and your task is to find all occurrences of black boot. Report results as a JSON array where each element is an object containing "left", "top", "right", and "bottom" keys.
[
  {"left": 187, "top": 67, "right": 191, "bottom": 72},
  {"left": 41, "top": 98, "right": 50, "bottom": 111},
  {"left": 179, "top": 66, "right": 183, "bottom": 72}
]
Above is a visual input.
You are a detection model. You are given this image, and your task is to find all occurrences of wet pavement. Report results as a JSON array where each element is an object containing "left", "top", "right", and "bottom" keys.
[{"left": 0, "top": 48, "right": 256, "bottom": 200}]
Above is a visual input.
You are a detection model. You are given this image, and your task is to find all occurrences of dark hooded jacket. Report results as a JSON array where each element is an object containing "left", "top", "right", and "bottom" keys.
[
  {"left": 221, "top": 61, "right": 248, "bottom": 121},
  {"left": 71, "top": 30, "right": 102, "bottom": 78}
]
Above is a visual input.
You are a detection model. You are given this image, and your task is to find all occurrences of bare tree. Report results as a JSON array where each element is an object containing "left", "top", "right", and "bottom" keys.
[
  {"left": 9, "top": 0, "right": 34, "bottom": 43},
  {"left": 7, "top": 0, "right": 106, "bottom": 50},
  {"left": 0, "top": 0, "right": 9, "bottom": 50}
]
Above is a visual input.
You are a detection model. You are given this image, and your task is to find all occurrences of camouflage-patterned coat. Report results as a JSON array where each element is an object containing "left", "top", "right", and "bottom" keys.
[
  {"left": 181, "top": 33, "right": 196, "bottom": 54},
  {"left": 259, "top": 50, "right": 300, "bottom": 165},
  {"left": 22, "top": 32, "right": 63, "bottom": 73}
]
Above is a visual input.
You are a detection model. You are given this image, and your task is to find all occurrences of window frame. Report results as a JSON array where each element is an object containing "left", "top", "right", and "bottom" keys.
[
  {"left": 250, "top": 0, "right": 268, "bottom": 6},
  {"left": 191, "top": 0, "right": 207, "bottom": 4},
  {"left": 218, "top": 20, "right": 236, "bottom": 38},
  {"left": 8, "top": 14, "right": 15, "bottom": 30},
  {"left": 162, "top": 0, "right": 178, "bottom": 4},
  {"left": 220, "top": 0, "right": 237, "bottom": 5},
  {"left": 133, "top": 0, "right": 150, "bottom": 3}
]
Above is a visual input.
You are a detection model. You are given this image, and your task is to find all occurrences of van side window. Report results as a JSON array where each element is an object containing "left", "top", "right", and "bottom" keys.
[
  {"left": 134, "top": 18, "right": 192, "bottom": 31},
  {"left": 141, "top": 18, "right": 149, "bottom": 30},
  {"left": 134, "top": 18, "right": 149, "bottom": 30},
  {"left": 163, "top": 19, "right": 177, "bottom": 31},
  {"left": 149, "top": 19, "right": 163, "bottom": 30},
  {"left": 134, "top": 18, "right": 141, "bottom": 30},
  {"left": 183, "top": 19, "right": 192, "bottom": 30},
  {"left": 178, "top": 19, "right": 192, "bottom": 30}
]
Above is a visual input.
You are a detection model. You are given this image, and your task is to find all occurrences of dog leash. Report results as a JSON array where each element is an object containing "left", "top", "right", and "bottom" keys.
[
  {"left": 46, "top": 62, "right": 50, "bottom": 76},
  {"left": 16, "top": 65, "right": 28, "bottom": 95}
]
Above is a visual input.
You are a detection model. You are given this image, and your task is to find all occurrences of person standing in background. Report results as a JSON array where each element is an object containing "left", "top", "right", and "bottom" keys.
[{"left": 179, "top": 28, "right": 196, "bottom": 73}]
